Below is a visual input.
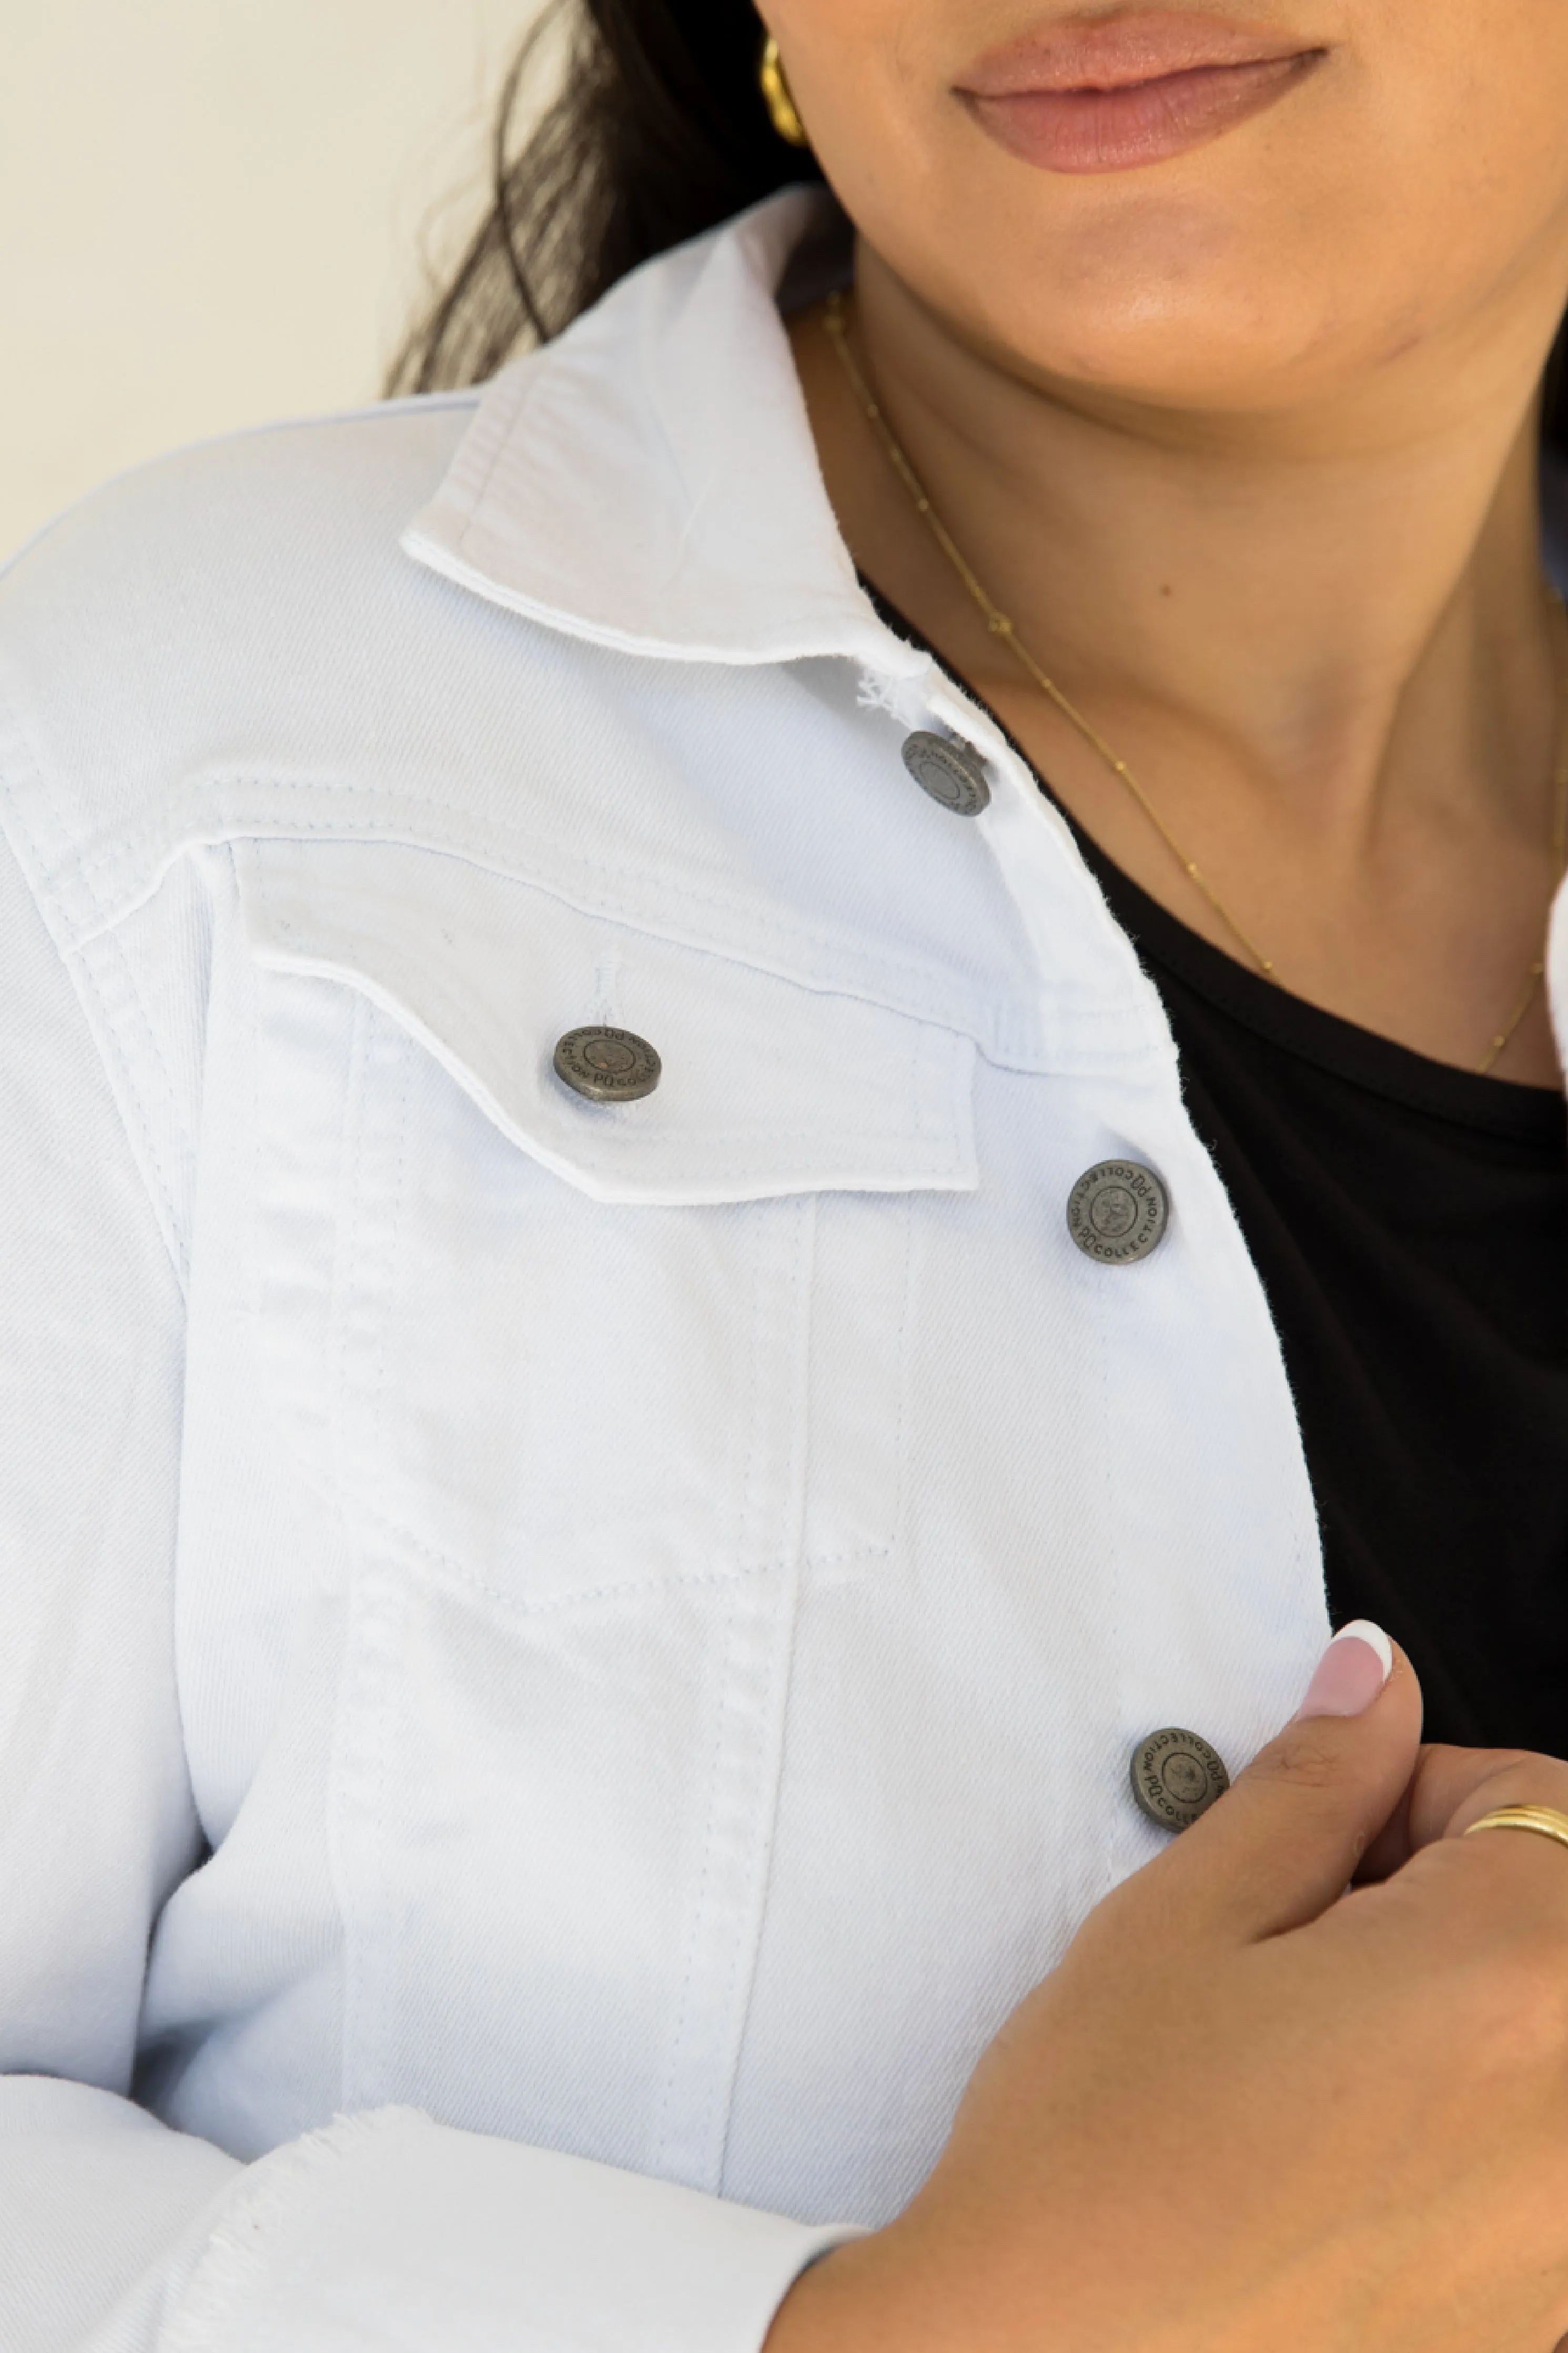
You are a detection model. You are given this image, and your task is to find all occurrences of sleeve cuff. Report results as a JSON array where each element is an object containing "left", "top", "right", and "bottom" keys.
[{"left": 160, "top": 2104, "right": 870, "bottom": 2352}]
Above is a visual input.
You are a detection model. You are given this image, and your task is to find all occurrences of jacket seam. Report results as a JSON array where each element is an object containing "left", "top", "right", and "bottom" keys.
[
  {"left": 49, "top": 791, "right": 1148, "bottom": 1068},
  {"left": 0, "top": 697, "right": 191, "bottom": 1290},
  {"left": 67, "top": 939, "right": 189, "bottom": 1293},
  {"left": 341, "top": 1484, "right": 807, "bottom": 1622}
]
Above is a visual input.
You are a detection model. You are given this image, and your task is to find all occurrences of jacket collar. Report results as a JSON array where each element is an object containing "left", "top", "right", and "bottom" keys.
[{"left": 402, "top": 189, "right": 921, "bottom": 676}]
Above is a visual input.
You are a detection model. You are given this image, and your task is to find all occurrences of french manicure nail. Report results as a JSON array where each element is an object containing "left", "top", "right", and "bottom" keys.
[{"left": 1294, "top": 1620, "right": 1394, "bottom": 1721}]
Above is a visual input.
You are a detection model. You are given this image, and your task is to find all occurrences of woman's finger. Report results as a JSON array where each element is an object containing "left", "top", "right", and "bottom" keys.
[
  {"left": 1357, "top": 1742, "right": 1568, "bottom": 1875},
  {"left": 1130, "top": 1626, "right": 1421, "bottom": 1945}
]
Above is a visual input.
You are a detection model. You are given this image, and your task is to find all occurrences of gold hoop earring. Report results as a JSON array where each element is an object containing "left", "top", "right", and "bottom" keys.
[{"left": 760, "top": 34, "right": 810, "bottom": 147}]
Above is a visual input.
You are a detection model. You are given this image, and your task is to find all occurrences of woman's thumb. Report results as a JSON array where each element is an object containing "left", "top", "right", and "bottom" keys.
[{"left": 1159, "top": 1624, "right": 1423, "bottom": 1944}]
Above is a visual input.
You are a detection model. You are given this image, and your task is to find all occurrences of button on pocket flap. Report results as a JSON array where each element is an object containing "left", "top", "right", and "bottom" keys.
[{"left": 237, "top": 838, "right": 977, "bottom": 1203}]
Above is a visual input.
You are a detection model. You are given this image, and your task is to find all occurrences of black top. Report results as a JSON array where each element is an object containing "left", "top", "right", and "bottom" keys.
[
  {"left": 868, "top": 582, "right": 1568, "bottom": 1753},
  {"left": 1074, "top": 825, "right": 1568, "bottom": 1755}
]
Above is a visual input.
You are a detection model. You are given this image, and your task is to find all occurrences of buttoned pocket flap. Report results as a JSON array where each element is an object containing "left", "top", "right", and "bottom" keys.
[{"left": 236, "top": 837, "right": 977, "bottom": 1202}]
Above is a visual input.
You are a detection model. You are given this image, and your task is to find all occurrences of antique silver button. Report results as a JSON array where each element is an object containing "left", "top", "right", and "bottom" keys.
[
  {"left": 901, "top": 730, "right": 991, "bottom": 816},
  {"left": 1129, "top": 1727, "right": 1230, "bottom": 1833},
  {"left": 553, "top": 1026, "right": 662, "bottom": 1102},
  {"left": 1066, "top": 1161, "right": 1169, "bottom": 1265}
]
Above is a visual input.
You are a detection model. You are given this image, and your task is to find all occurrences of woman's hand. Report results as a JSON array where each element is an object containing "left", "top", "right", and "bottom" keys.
[{"left": 766, "top": 1632, "right": 1568, "bottom": 2353}]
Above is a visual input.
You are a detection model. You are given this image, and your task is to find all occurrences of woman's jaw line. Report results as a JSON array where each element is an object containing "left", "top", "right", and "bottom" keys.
[{"left": 955, "top": 11, "right": 1329, "bottom": 175}]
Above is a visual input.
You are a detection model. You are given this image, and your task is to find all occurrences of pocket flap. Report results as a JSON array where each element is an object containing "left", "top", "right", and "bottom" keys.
[{"left": 236, "top": 839, "right": 977, "bottom": 1204}]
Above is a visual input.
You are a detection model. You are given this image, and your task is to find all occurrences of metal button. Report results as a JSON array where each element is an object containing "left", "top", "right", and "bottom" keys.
[
  {"left": 901, "top": 730, "right": 991, "bottom": 816},
  {"left": 1129, "top": 1727, "right": 1230, "bottom": 1833},
  {"left": 1066, "top": 1160, "right": 1169, "bottom": 1265},
  {"left": 553, "top": 1025, "right": 662, "bottom": 1103}
]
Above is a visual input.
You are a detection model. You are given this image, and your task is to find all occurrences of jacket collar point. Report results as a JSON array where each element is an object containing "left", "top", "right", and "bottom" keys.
[{"left": 400, "top": 190, "right": 923, "bottom": 678}]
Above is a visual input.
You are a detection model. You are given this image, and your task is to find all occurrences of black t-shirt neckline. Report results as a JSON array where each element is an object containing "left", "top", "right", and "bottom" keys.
[{"left": 861, "top": 571, "right": 1565, "bottom": 1140}]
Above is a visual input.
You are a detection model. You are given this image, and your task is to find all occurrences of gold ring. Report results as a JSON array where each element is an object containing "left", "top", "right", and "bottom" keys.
[{"left": 1462, "top": 1804, "right": 1568, "bottom": 1853}]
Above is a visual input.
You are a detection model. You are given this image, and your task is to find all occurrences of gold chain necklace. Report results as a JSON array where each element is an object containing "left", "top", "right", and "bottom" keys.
[{"left": 823, "top": 288, "right": 1568, "bottom": 1079}]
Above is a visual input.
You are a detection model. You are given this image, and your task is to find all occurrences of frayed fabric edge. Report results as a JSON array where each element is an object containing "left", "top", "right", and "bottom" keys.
[
  {"left": 854, "top": 665, "right": 933, "bottom": 732},
  {"left": 157, "top": 2106, "right": 429, "bottom": 2353}
]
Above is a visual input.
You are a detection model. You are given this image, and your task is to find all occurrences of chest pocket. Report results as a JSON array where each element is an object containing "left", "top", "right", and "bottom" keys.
[{"left": 239, "top": 837, "right": 977, "bottom": 1614}]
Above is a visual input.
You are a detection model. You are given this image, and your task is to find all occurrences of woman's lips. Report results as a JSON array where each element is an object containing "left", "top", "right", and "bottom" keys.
[{"left": 963, "top": 49, "right": 1322, "bottom": 175}]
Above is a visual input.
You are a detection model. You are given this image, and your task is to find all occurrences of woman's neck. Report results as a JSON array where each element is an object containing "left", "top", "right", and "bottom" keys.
[{"left": 791, "top": 237, "right": 1567, "bottom": 1082}]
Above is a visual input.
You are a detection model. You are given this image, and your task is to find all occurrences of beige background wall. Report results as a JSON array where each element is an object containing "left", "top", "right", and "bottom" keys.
[{"left": 0, "top": 0, "right": 542, "bottom": 559}]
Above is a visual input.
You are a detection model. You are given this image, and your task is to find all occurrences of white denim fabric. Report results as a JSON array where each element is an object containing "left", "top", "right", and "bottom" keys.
[{"left": 1, "top": 185, "right": 1554, "bottom": 2350}]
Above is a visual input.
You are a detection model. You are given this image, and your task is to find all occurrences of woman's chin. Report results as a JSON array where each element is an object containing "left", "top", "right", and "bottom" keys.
[
  {"left": 845, "top": 158, "right": 1377, "bottom": 420},
  {"left": 881, "top": 244, "right": 1374, "bottom": 423}
]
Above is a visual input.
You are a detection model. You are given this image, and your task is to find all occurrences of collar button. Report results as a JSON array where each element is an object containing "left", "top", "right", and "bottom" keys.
[{"left": 902, "top": 729, "right": 991, "bottom": 816}]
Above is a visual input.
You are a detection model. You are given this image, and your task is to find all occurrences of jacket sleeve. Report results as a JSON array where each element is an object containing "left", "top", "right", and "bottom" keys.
[{"left": 0, "top": 756, "right": 861, "bottom": 2349}]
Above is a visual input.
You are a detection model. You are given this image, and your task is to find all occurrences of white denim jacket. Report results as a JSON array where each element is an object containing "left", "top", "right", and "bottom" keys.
[{"left": 0, "top": 186, "right": 1527, "bottom": 2351}]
